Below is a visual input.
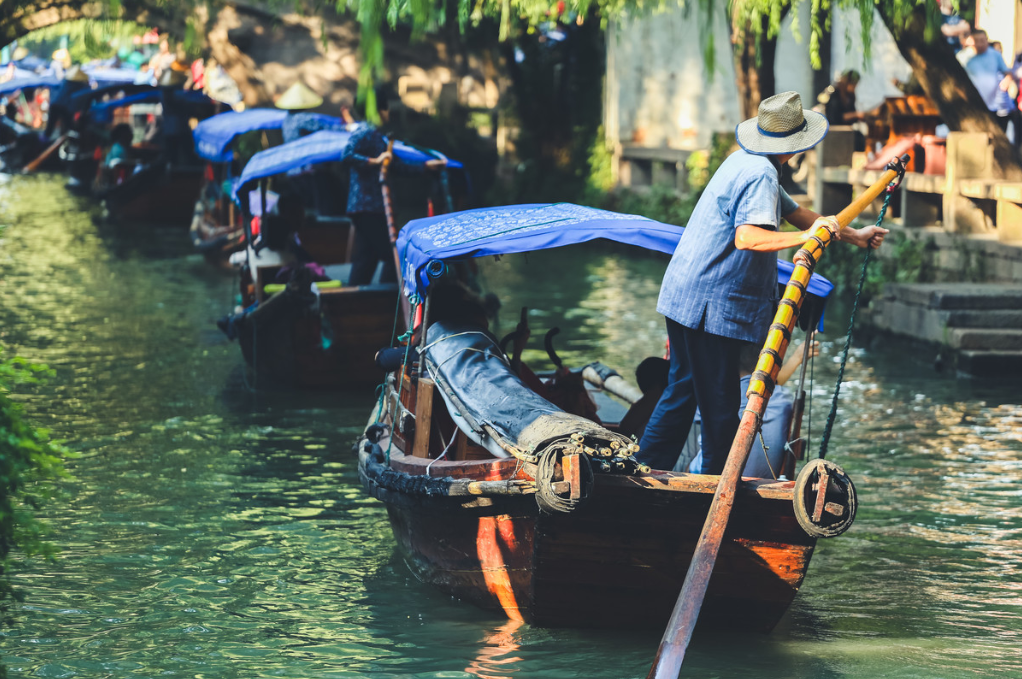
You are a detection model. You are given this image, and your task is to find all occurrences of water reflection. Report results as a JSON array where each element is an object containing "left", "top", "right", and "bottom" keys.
[{"left": 1, "top": 175, "right": 1021, "bottom": 678}]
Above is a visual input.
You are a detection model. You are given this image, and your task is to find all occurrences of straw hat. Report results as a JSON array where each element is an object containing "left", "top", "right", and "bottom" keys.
[
  {"left": 275, "top": 82, "right": 322, "bottom": 110},
  {"left": 64, "top": 65, "right": 90, "bottom": 83},
  {"left": 158, "top": 68, "right": 188, "bottom": 88},
  {"left": 735, "top": 91, "right": 829, "bottom": 156}
]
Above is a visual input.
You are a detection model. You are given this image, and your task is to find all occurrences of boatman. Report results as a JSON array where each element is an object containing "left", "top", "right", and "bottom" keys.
[
  {"left": 637, "top": 91, "right": 889, "bottom": 475},
  {"left": 340, "top": 88, "right": 445, "bottom": 285}
]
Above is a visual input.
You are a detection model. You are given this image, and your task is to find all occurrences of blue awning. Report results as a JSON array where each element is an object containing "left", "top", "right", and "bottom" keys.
[
  {"left": 193, "top": 109, "right": 288, "bottom": 162},
  {"left": 0, "top": 75, "right": 59, "bottom": 96},
  {"left": 88, "top": 88, "right": 213, "bottom": 124},
  {"left": 234, "top": 128, "right": 465, "bottom": 199},
  {"left": 88, "top": 89, "right": 161, "bottom": 124},
  {"left": 397, "top": 202, "right": 834, "bottom": 308},
  {"left": 70, "top": 83, "right": 155, "bottom": 111}
]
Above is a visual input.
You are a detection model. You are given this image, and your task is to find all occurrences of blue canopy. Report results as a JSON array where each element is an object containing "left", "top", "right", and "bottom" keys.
[
  {"left": 193, "top": 109, "right": 288, "bottom": 162},
  {"left": 70, "top": 83, "right": 155, "bottom": 110},
  {"left": 234, "top": 128, "right": 465, "bottom": 198},
  {"left": 0, "top": 75, "right": 59, "bottom": 96},
  {"left": 88, "top": 88, "right": 212, "bottom": 124},
  {"left": 397, "top": 202, "right": 834, "bottom": 311},
  {"left": 88, "top": 89, "right": 161, "bottom": 124}
]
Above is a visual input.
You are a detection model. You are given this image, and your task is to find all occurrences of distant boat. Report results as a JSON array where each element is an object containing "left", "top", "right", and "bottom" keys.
[{"left": 223, "top": 129, "right": 465, "bottom": 389}]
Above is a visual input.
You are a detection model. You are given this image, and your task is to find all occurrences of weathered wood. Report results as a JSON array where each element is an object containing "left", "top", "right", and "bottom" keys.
[{"left": 412, "top": 378, "right": 434, "bottom": 458}]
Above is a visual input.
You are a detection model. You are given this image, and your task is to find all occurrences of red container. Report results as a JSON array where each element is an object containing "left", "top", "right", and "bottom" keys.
[{"left": 920, "top": 135, "right": 947, "bottom": 176}]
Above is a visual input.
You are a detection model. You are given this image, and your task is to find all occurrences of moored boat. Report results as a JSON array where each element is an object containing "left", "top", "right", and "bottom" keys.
[
  {"left": 190, "top": 108, "right": 289, "bottom": 259},
  {"left": 222, "top": 129, "right": 465, "bottom": 389},
  {"left": 358, "top": 203, "right": 853, "bottom": 631},
  {"left": 70, "top": 81, "right": 218, "bottom": 223}
]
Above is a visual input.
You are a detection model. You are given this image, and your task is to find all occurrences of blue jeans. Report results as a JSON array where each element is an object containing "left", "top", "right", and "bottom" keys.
[{"left": 638, "top": 319, "right": 743, "bottom": 474}]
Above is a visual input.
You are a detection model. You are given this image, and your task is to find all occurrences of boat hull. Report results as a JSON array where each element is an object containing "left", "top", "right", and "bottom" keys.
[
  {"left": 239, "top": 285, "right": 399, "bottom": 389},
  {"left": 364, "top": 450, "right": 815, "bottom": 631}
]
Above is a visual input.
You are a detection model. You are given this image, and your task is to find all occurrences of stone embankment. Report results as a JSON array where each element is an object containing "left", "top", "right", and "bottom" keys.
[{"left": 865, "top": 283, "right": 1022, "bottom": 376}]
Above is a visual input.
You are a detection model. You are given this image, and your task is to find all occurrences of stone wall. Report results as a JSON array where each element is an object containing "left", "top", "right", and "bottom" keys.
[{"left": 605, "top": 5, "right": 913, "bottom": 188}]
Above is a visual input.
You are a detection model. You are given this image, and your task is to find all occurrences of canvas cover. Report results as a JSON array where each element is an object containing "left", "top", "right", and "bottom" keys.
[
  {"left": 424, "top": 321, "right": 613, "bottom": 456},
  {"left": 234, "top": 129, "right": 464, "bottom": 198}
]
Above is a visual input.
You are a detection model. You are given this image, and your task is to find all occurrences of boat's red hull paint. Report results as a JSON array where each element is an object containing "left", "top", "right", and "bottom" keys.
[{"left": 370, "top": 450, "right": 815, "bottom": 631}]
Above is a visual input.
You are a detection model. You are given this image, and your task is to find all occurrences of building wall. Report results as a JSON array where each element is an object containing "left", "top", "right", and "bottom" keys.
[{"left": 606, "top": 6, "right": 912, "bottom": 170}]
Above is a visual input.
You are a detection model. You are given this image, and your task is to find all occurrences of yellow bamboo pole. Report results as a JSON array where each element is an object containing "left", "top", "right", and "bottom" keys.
[{"left": 647, "top": 155, "right": 907, "bottom": 679}]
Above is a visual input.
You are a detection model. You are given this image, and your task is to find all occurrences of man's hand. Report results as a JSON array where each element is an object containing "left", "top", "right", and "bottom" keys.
[
  {"left": 805, "top": 215, "right": 841, "bottom": 242},
  {"left": 370, "top": 151, "right": 392, "bottom": 166},
  {"left": 852, "top": 224, "right": 889, "bottom": 249},
  {"left": 425, "top": 158, "right": 447, "bottom": 170}
]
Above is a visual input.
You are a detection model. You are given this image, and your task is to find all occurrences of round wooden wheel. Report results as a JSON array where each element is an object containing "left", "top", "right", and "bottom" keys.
[{"left": 793, "top": 459, "right": 857, "bottom": 538}]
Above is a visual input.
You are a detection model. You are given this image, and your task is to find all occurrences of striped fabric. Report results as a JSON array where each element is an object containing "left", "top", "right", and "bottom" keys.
[{"left": 656, "top": 150, "right": 799, "bottom": 343}]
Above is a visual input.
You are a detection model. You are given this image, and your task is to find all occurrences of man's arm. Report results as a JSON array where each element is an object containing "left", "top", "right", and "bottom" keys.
[{"left": 782, "top": 206, "right": 890, "bottom": 249}]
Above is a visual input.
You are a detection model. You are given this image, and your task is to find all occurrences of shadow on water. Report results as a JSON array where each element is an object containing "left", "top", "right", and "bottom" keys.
[{"left": 1, "top": 174, "right": 1021, "bottom": 678}]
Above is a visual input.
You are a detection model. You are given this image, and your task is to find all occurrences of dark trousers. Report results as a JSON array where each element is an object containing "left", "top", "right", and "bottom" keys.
[
  {"left": 637, "top": 318, "right": 743, "bottom": 474},
  {"left": 349, "top": 212, "right": 396, "bottom": 286}
]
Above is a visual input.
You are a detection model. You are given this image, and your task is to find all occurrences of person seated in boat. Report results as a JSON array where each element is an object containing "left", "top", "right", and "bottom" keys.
[
  {"left": 340, "top": 86, "right": 446, "bottom": 286},
  {"left": 619, "top": 357, "right": 670, "bottom": 441},
  {"left": 105, "top": 124, "right": 134, "bottom": 168},
  {"left": 686, "top": 339, "right": 820, "bottom": 478},
  {"left": 637, "top": 91, "right": 889, "bottom": 475}
]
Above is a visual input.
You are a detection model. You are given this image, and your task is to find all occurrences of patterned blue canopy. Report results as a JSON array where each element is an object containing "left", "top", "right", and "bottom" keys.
[
  {"left": 397, "top": 202, "right": 834, "bottom": 304},
  {"left": 193, "top": 109, "right": 288, "bottom": 162},
  {"left": 234, "top": 128, "right": 465, "bottom": 199},
  {"left": 0, "top": 75, "right": 59, "bottom": 96}
]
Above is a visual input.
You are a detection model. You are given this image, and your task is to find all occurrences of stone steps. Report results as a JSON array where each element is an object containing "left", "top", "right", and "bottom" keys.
[
  {"left": 865, "top": 283, "right": 1022, "bottom": 376},
  {"left": 949, "top": 328, "right": 1022, "bottom": 351}
]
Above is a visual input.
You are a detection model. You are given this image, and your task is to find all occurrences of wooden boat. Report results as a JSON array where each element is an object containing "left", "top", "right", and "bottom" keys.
[
  {"left": 73, "top": 84, "right": 217, "bottom": 223},
  {"left": 223, "top": 129, "right": 465, "bottom": 389},
  {"left": 0, "top": 75, "right": 59, "bottom": 171},
  {"left": 358, "top": 203, "right": 853, "bottom": 631},
  {"left": 189, "top": 109, "right": 289, "bottom": 259}
]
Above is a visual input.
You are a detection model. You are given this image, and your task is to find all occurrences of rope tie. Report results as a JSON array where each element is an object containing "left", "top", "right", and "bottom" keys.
[{"left": 817, "top": 183, "right": 896, "bottom": 460}]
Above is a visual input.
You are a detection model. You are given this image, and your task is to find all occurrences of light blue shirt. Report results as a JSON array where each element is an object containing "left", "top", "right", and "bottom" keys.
[
  {"left": 656, "top": 151, "right": 798, "bottom": 343},
  {"left": 960, "top": 48, "right": 1011, "bottom": 111}
]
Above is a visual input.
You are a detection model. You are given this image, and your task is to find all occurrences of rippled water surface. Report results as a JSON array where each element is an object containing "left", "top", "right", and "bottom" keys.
[{"left": 1, "top": 174, "right": 1021, "bottom": 678}]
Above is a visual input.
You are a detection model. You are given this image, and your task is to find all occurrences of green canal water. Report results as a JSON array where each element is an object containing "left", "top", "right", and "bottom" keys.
[{"left": 1, "top": 173, "right": 1020, "bottom": 678}]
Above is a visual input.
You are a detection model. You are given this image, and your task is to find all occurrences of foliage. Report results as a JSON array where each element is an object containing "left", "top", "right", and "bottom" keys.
[
  {"left": 819, "top": 228, "right": 935, "bottom": 304},
  {"left": 0, "top": 351, "right": 72, "bottom": 633},
  {"left": 16, "top": 19, "right": 152, "bottom": 65}
]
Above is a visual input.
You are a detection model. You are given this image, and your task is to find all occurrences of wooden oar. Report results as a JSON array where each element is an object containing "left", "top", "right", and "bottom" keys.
[
  {"left": 23, "top": 134, "right": 67, "bottom": 173},
  {"left": 646, "top": 155, "right": 907, "bottom": 679}
]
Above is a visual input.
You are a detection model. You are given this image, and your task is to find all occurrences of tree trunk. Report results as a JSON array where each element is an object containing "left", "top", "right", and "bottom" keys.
[
  {"left": 878, "top": 2, "right": 1022, "bottom": 180},
  {"left": 731, "top": 10, "right": 789, "bottom": 120}
]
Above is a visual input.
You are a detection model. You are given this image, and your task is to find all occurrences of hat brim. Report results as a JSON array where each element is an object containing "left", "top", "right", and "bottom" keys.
[{"left": 735, "top": 109, "right": 829, "bottom": 156}]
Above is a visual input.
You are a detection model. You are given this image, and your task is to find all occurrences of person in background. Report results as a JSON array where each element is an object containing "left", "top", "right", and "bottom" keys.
[
  {"left": 276, "top": 82, "right": 325, "bottom": 142},
  {"left": 105, "top": 123, "right": 134, "bottom": 167},
  {"left": 939, "top": 0, "right": 971, "bottom": 54},
  {"left": 340, "top": 87, "right": 446, "bottom": 286},
  {"left": 817, "top": 69, "right": 866, "bottom": 151},
  {"left": 619, "top": 357, "right": 670, "bottom": 442},
  {"left": 958, "top": 29, "right": 1019, "bottom": 142}
]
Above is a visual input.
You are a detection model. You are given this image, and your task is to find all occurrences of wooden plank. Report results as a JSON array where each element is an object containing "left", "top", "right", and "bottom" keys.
[{"left": 412, "top": 378, "right": 434, "bottom": 458}]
